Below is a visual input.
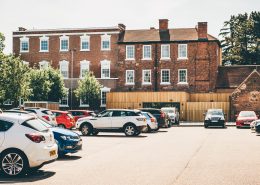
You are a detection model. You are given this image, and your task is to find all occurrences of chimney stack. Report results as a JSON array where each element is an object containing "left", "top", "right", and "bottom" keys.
[
  {"left": 18, "top": 27, "right": 27, "bottom": 31},
  {"left": 159, "top": 19, "right": 169, "bottom": 30},
  {"left": 118, "top": 23, "right": 126, "bottom": 31},
  {"left": 197, "top": 22, "right": 208, "bottom": 40}
]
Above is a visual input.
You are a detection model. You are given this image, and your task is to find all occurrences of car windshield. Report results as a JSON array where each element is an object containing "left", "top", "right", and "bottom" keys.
[
  {"left": 208, "top": 111, "right": 223, "bottom": 116},
  {"left": 239, "top": 111, "right": 256, "bottom": 117}
]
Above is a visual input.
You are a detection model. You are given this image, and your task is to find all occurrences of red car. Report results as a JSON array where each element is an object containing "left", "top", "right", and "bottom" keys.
[
  {"left": 236, "top": 111, "right": 258, "bottom": 128},
  {"left": 51, "top": 110, "right": 76, "bottom": 129},
  {"left": 68, "top": 110, "right": 95, "bottom": 122}
]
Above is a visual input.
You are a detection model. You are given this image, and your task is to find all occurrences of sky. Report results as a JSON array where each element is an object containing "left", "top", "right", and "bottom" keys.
[{"left": 1, "top": 0, "right": 259, "bottom": 54}]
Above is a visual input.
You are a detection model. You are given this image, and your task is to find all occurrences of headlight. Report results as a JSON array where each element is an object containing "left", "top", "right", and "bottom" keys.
[{"left": 60, "top": 135, "right": 71, "bottom": 140}]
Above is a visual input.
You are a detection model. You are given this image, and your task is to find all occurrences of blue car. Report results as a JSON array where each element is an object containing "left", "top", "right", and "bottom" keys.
[{"left": 50, "top": 127, "right": 82, "bottom": 156}]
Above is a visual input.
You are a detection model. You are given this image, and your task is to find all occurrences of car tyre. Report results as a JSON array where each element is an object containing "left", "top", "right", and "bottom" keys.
[
  {"left": 0, "top": 149, "right": 28, "bottom": 177},
  {"left": 92, "top": 130, "right": 99, "bottom": 136},
  {"left": 81, "top": 123, "right": 92, "bottom": 136},
  {"left": 124, "top": 124, "right": 137, "bottom": 136},
  {"left": 204, "top": 124, "right": 208, "bottom": 128}
]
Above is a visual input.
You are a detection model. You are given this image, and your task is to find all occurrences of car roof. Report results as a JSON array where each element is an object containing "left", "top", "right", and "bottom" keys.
[
  {"left": 69, "top": 110, "right": 93, "bottom": 112},
  {"left": 139, "top": 108, "right": 160, "bottom": 110},
  {"left": 0, "top": 112, "right": 35, "bottom": 123},
  {"left": 51, "top": 110, "right": 68, "bottom": 114},
  {"left": 106, "top": 109, "right": 139, "bottom": 112},
  {"left": 207, "top": 109, "right": 223, "bottom": 112}
]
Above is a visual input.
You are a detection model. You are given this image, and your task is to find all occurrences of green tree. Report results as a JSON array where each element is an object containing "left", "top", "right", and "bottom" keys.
[
  {"left": 29, "top": 67, "right": 66, "bottom": 102},
  {"left": 0, "top": 32, "right": 5, "bottom": 52},
  {"left": 74, "top": 71, "right": 101, "bottom": 110},
  {"left": 0, "top": 53, "right": 31, "bottom": 106},
  {"left": 219, "top": 11, "right": 260, "bottom": 65}
]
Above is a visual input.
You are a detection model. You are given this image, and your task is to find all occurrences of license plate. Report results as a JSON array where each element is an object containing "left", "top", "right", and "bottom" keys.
[{"left": 49, "top": 150, "right": 56, "bottom": 156}]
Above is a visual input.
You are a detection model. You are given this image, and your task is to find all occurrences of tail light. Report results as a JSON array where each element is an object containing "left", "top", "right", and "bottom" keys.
[
  {"left": 25, "top": 133, "right": 45, "bottom": 143},
  {"left": 160, "top": 112, "right": 165, "bottom": 118},
  {"left": 42, "top": 115, "right": 50, "bottom": 121},
  {"left": 151, "top": 118, "right": 156, "bottom": 122}
]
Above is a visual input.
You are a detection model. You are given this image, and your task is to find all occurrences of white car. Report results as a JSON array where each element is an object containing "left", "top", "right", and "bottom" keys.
[
  {"left": 161, "top": 107, "right": 180, "bottom": 125},
  {"left": 12, "top": 107, "right": 57, "bottom": 126},
  {"left": 76, "top": 109, "right": 147, "bottom": 136},
  {"left": 141, "top": 112, "right": 158, "bottom": 132},
  {"left": 0, "top": 112, "right": 58, "bottom": 176}
]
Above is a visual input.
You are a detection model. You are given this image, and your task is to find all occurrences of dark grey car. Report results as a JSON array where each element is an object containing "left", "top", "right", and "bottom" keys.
[{"left": 204, "top": 109, "right": 226, "bottom": 128}]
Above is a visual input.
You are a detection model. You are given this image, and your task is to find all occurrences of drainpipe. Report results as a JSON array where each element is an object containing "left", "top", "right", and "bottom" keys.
[{"left": 154, "top": 44, "right": 158, "bottom": 91}]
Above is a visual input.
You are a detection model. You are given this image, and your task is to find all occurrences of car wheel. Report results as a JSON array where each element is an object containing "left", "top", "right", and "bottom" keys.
[
  {"left": 204, "top": 124, "right": 208, "bottom": 128},
  {"left": 81, "top": 123, "right": 92, "bottom": 136},
  {"left": 236, "top": 126, "right": 240, "bottom": 129},
  {"left": 147, "top": 125, "right": 152, "bottom": 133},
  {"left": 92, "top": 130, "right": 99, "bottom": 136},
  {"left": 58, "top": 124, "right": 66, "bottom": 129},
  {"left": 0, "top": 150, "right": 28, "bottom": 177},
  {"left": 124, "top": 124, "right": 137, "bottom": 136}
]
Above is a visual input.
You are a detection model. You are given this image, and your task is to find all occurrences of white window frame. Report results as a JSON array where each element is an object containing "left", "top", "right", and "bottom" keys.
[
  {"left": 101, "top": 60, "right": 110, "bottom": 79},
  {"left": 60, "top": 35, "right": 69, "bottom": 52},
  {"left": 59, "top": 60, "right": 69, "bottom": 79},
  {"left": 142, "top": 70, "right": 152, "bottom": 85},
  {"left": 101, "top": 87, "right": 111, "bottom": 107},
  {"left": 39, "top": 60, "right": 49, "bottom": 70},
  {"left": 161, "top": 69, "right": 170, "bottom": 84},
  {"left": 142, "top": 45, "right": 152, "bottom": 60},
  {"left": 101, "top": 34, "right": 111, "bottom": 51},
  {"left": 80, "top": 35, "right": 90, "bottom": 51},
  {"left": 80, "top": 60, "right": 90, "bottom": 78},
  {"left": 59, "top": 88, "right": 69, "bottom": 107},
  {"left": 126, "top": 45, "right": 135, "bottom": 60},
  {"left": 20, "top": 37, "right": 29, "bottom": 53},
  {"left": 178, "top": 69, "right": 188, "bottom": 84},
  {"left": 22, "top": 60, "right": 29, "bottom": 65},
  {"left": 125, "top": 70, "right": 135, "bottom": 85},
  {"left": 178, "top": 44, "right": 188, "bottom": 59},
  {"left": 161, "top": 44, "right": 170, "bottom": 60},
  {"left": 39, "top": 36, "right": 49, "bottom": 52},
  {"left": 80, "top": 98, "right": 90, "bottom": 107}
]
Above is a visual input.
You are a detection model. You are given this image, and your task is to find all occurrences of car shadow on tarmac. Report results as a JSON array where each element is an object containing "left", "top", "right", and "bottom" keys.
[
  {"left": 85, "top": 135, "right": 147, "bottom": 138},
  {"left": 57, "top": 155, "right": 82, "bottom": 161},
  {"left": 0, "top": 170, "right": 55, "bottom": 184}
]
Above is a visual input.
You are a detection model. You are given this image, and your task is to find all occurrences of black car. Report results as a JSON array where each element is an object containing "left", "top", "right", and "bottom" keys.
[
  {"left": 254, "top": 120, "right": 260, "bottom": 134},
  {"left": 204, "top": 109, "right": 226, "bottom": 128},
  {"left": 139, "top": 108, "right": 168, "bottom": 129}
]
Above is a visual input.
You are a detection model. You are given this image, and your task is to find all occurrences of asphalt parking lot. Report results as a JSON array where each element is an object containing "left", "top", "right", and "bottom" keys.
[{"left": 1, "top": 125, "right": 260, "bottom": 185}]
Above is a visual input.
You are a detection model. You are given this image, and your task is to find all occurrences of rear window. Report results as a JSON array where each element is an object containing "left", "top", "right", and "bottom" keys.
[
  {"left": 142, "top": 109, "right": 160, "bottom": 114},
  {"left": 22, "top": 118, "right": 48, "bottom": 132},
  {"left": 25, "top": 109, "right": 37, "bottom": 114},
  {"left": 239, "top": 111, "right": 256, "bottom": 117}
]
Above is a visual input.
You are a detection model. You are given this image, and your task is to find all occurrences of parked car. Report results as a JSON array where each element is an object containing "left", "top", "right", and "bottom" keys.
[
  {"left": 250, "top": 120, "right": 257, "bottom": 132},
  {"left": 161, "top": 107, "right": 180, "bottom": 126},
  {"left": 254, "top": 120, "right": 260, "bottom": 135},
  {"left": 141, "top": 112, "right": 159, "bottom": 132},
  {"left": 204, "top": 109, "right": 226, "bottom": 128},
  {"left": 236, "top": 111, "right": 258, "bottom": 128},
  {"left": 51, "top": 110, "right": 76, "bottom": 129},
  {"left": 76, "top": 109, "right": 147, "bottom": 136},
  {"left": 4, "top": 110, "right": 82, "bottom": 157},
  {"left": 0, "top": 112, "right": 58, "bottom": 176},
  {"left": 12, "top": 107, "right": 57, "bottom": 125},
  {"left": 68, "top": 110, "right": 95, "bottom": 122},
  {"left": 138, "top": 108, "right": 168, "bottom": 128},
  {"left": 39, "top": 119, "right": 82, "bottom": 156}
]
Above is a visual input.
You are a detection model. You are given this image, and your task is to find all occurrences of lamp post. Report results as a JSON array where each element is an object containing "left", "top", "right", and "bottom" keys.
[{"left": 70, "top": 48, "right": 76, "bottom": 110}]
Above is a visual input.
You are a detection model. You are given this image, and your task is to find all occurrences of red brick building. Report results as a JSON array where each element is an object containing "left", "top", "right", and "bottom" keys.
[
  {"left": 13, "top": 19, "right": 221, "bottom": 109},
  {"left": 116, "top": 20, "right": 221, "bottom": 93},
  {"left": 13, "top": 25, "right": 125, "bottom": 108}
]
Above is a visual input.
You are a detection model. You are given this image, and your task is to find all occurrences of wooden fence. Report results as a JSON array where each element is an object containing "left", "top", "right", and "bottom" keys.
[
  {"left": 106, "top": 92, "right": 231, "bottom": 121},
  {"left": 24, "top": 101, "right": 59, "bottom": 110},
  {"left": 186, "top": 102, "right": 230, "bottom": 122}
]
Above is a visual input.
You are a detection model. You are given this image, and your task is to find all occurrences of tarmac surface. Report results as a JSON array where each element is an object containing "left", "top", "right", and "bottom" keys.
[{"left": 1, "top": 125, "right": 260, "bottom": 185}]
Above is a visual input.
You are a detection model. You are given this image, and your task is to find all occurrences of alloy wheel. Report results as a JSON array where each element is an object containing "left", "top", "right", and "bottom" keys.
[
  {"left": 81, "top": 125, "right": 89, "bottom": 135},
  {"left": 125, "top": 126, "right": 135, "bottom": 136},
  {"left": 2, "top": 153, "right": 24, "bottom": 176}
]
